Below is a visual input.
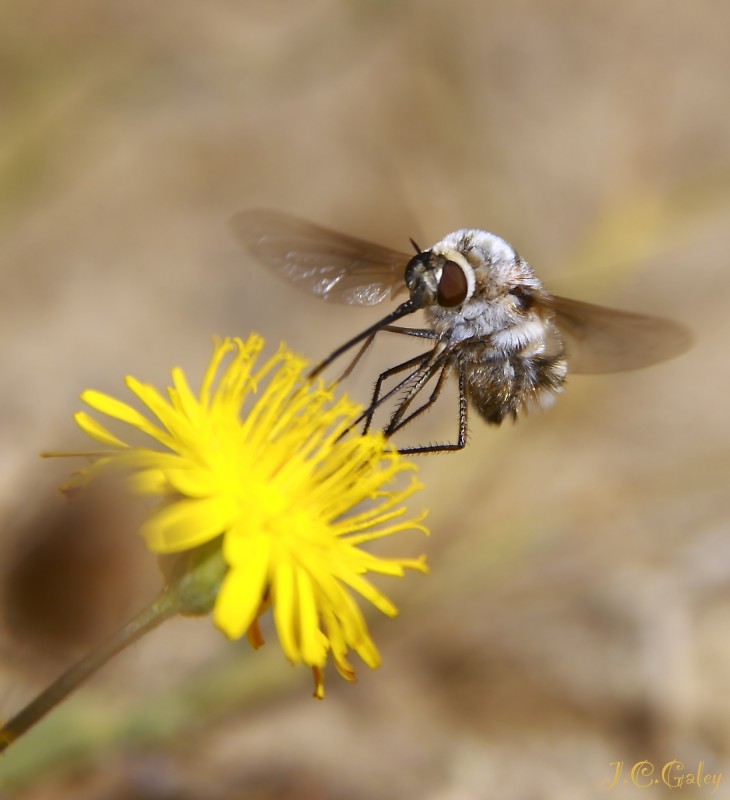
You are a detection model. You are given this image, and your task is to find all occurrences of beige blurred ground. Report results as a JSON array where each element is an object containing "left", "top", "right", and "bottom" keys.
[{"left": 1, "top": 1, "right": 729, "bottom": 798}]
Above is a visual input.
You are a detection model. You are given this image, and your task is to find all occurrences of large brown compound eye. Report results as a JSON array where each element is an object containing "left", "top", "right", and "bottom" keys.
[{"left": 437, "top": 260, "right": 469, "bottom": 307}]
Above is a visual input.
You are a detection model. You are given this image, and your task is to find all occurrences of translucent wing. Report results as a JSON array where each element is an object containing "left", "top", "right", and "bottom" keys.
[
  {"left": 231, "top": 209, "right": 410, "bottom": 306},
  {"left": 551, "top": 296, "right": 692, "bottom": 374}
]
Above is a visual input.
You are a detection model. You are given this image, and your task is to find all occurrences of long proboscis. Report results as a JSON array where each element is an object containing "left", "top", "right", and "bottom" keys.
[{"left": 308, "top": 299, "right": 421, "bottom": 379}]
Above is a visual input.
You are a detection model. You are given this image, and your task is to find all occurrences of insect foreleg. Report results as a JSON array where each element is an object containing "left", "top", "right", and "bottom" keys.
[
  {"left": 332, "top": 325, "right": 437, "bottom": 385},
  {"left": 382, "top": 325, "right": 440, "bottom": 340},
  {"left": 332, "top": 332, "right": 377, "bottom": 384}
]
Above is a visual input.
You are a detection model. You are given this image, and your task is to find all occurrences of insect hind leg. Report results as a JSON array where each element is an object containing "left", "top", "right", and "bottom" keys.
[
  {"left": 385, "top": 363, "right": 450, "bottom": 436},
  {"left": 395, "top": 357, "right": 468, "bottom": 455}
]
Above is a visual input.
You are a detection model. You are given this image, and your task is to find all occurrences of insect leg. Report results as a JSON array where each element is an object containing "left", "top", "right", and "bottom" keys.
[
  {"left": 382, "top": 353, "right": 449, "bottom": 436},
  {"left": 335, "top": 351, "right": 435, "bottom": 443},
  {"left": 309, "top": 298, "right": 421, "bottom": 379},
  {"left": 333, "top": 331, "right": 377, "bottom": 383},
  {"left": 360, "top": 351, "right": 435, "bottom": 435},
  {"left": 382, "top": 325, "right": 440, "bottom": 340},
  {"left": 333, "top": 326, "right": 438, "bottom": 385},
  {"left": 396, "top": 355, "right": 468, "bottom": 455},
  {"left": 386, "top": 361, "right": 450, "bottom": 435}
]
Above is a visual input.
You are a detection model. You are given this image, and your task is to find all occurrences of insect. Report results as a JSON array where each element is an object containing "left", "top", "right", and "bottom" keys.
[{"left": 232, "top": 210, "right": 691, "bottom": 454}]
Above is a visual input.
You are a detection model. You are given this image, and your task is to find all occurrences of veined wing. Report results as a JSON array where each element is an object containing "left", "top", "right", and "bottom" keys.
[
  {"left": 231, "top": 209, "right": 410, "bottom": 306},
  {"left": 551, "top": 296, "right": 692, "bottom": 374}
]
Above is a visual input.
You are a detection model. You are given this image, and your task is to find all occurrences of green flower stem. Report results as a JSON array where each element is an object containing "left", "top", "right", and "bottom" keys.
[
  {"left": 0, "top": 539, "right": 227, "bottom": 754},
  {"left": 0, "top": 591, "right": 178, "bottom": 753}
]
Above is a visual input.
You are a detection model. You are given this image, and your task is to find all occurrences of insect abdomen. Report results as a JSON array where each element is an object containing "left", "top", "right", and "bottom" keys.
[{"left": 466, "top": 353, "right": 568, "bottom": 424}]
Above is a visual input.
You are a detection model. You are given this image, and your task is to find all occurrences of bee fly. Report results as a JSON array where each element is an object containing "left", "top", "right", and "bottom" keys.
[{"left": 232, "top": 210, "right": 691, "bottom": 454}]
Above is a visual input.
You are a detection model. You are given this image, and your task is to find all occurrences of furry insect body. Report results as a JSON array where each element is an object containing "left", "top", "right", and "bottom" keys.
[{"left": 234, "top": 210, "right": 692, "bottom": 453}]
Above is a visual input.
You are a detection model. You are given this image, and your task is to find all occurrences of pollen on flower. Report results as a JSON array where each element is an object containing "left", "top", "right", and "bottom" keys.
[{"left": 71, "top": 334, "right": 428, "bottom": 696}]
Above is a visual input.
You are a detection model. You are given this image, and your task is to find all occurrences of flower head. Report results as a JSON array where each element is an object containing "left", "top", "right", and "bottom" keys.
[{"left": 73, "top": 334, "right": 428, "bottom": 696}]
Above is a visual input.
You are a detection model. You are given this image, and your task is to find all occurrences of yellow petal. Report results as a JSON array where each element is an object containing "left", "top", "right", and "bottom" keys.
[
  {"left": 142, "top": 496, "right": 237, "bottom": 552},
  {"left": 296, "top": 569, "right": 328, "bottom": 667},
  {"left": 214, "top": 534, "right": 270, "bottom": 638},
  {"left": 69, "top": 333, "right": 429, "bottom": 696},
  {"left": 272, "top": 558, "right": 298, "bottom": 663},
  {"left": 73, "top": 412, "right": 128, "bottom": 448},
  {"left": 81, "top": 390, "right": 171, "bottom": 446}
]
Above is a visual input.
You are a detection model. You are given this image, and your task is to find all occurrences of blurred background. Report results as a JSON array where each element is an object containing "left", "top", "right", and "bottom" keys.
[{"left": 1, "top": 1, "right": 729, "bottom": 797}]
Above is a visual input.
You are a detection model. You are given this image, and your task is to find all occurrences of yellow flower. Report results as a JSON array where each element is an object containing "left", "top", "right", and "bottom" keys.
[{"left": 73, "top": 334, "right": 428, "bottom": 697}]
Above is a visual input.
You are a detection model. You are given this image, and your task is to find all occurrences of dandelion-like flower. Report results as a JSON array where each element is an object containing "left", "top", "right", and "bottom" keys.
[{"left": 73, "top": 334, "right": 428, "bottom": 697}]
